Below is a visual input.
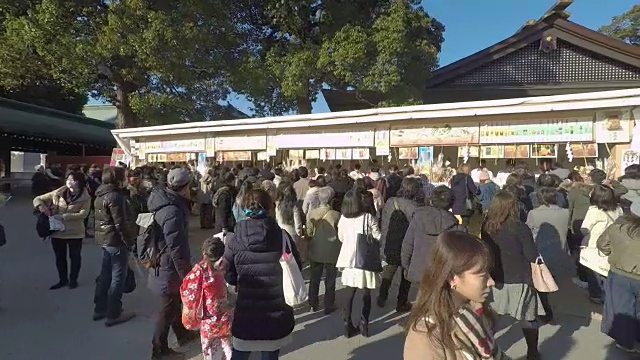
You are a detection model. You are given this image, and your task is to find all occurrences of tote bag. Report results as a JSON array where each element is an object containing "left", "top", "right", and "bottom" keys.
[
  {"left": 531, "top": 256, "right": 558, "bottom": 293},
  {"left": 354, "top": 214, "right": 383, "bottom": 273},
  {"left": 280, "top": 230, "right": 308, "bottom": 306}
]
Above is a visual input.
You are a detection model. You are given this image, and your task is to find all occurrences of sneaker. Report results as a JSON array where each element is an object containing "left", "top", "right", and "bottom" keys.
[
  {"left": 151, "top": 348, "right": 185, "bottom": 360},
  {"left": 105, "top": 311, "right": 136, "bottom": 327},
  {"left": 615, "top": 343, "right": 640, "bottom": 354},
  {"left": 92, "top": 312, "right": 107, "bottom": 321}
]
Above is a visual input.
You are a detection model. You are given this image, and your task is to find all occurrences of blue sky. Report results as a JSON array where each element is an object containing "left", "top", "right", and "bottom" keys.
[{"left": 90, "top": 1, "right": 637, "bottom": 114}]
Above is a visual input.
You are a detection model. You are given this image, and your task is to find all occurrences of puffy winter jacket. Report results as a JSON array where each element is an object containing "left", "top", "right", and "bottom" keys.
[{"left": 93, "top": 184, "right": 138, "bottom": 248}]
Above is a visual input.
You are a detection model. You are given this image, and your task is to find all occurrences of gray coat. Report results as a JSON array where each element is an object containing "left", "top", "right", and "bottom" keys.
[
  {"left": 526, "top": 205, "right": 571, "bottom": 279},
  {"left": 401, "top": 206, "right": 464, "bottom": 283}
]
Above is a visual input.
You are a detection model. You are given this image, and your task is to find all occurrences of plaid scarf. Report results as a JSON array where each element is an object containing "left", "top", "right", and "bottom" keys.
[{"left": 454, "top": 306, "right": 508, "bottom": 360}]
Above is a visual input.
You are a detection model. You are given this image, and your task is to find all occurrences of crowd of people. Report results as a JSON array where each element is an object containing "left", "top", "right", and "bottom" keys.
[{"left": 26, "top": 158, "right": 640, "bottom": 359}]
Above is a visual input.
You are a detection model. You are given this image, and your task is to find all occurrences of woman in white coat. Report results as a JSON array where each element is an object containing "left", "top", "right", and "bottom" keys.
[
  {"left": 580, "top": 184, "right": 623, "bottom": 303},
  {"left": 337, "top": 190, "right": 381, "bottom": 339}
]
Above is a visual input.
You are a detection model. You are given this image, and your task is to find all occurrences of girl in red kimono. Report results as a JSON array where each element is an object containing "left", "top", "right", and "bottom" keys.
[{"left": 181, "top": 236, "right": 233, "bottom": 360}]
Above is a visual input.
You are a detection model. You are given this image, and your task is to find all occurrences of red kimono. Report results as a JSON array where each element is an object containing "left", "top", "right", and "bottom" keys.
[{"left": 181, "top": 260, "right": 233, "bottom": 360}]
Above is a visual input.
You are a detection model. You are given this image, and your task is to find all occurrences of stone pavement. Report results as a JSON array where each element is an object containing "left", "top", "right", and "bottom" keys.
[{"left": 0, "top": 197, "right": 634, "bottom": 360}]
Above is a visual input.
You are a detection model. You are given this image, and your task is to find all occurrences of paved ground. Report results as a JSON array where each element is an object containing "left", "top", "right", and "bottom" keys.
[{"left": 0, "top": 196, "right": 634, "bottom": 360}]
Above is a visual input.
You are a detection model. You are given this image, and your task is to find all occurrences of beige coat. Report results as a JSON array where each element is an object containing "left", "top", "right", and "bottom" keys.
[
  {"left": 405, "top": 310, "right": 502, "bottom": 360},
  {"left": 33, "top": 186, "right": 92, "bottom": 239},
  {"left": 405, "top": 322, "right": 471, "bottom": 360}
]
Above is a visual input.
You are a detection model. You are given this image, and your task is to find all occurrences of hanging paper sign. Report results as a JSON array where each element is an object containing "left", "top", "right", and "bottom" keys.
[
  {"left": 504, "top": 145, "right": 530, "bottom": 158},
  {"left": 531, "top": 144, "right": 558, "bottom": 158},
  {"left": 288, "top": 149, "right": 304, "bottom": 160},
  {"left": 595, "top": 110, "right": 632, "bottom": 144},
  {"left": 399, "top": 147, "right": 418, "bottom": 160},
  {"left": 305, "top": 150, "right": 320, "bottom": 159},
  {"left": 375, "top": 128, "right": 390, "bottom": 156},
  {"left": 480, "top": 146, "right": 504, "bottom": 159},
  {"left": 257, "top": 151, "right": 268, "bottom": 161},
  {"left": 205, "top": 137, "right": 216, "bottom": 157},
  {"left": 621, "top": 149, "right": 640, "bottom": 173},
  {"left": 321, "top": 148, "right": 336, "bottom": 160},
  {"left": 223, "top": 151, "right": 252, "bottom": 161},
  {"left": 335, "top": 149, "right": 352, "bottom": 160},
  {"left": 351, "top": 148, "right": 369, "bottom": 160},
  {"left": 457, "top": 146, "right": 479, "bottom": 158},
  {"left": 266, "top": 131, "right": 277, "bottom": 156},
  {"left": 570, "top": 143, "right": 598, "bottom": 158}
]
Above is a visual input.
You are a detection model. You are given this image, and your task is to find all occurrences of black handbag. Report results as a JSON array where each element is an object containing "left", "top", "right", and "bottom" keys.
[
  {"left": 123, "top": 266, "right": 136, "bottom": 294},
  {"left": 354, "top": 214, "right": 383, "bottom": 273},
  {"left": 35, "top": 211, "right": 53, "bottom": 239},
  {"left": 0, "top": 223, "right": 5, "bottom": 247}
]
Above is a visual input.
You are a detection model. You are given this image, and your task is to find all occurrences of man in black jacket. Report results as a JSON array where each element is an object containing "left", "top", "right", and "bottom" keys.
[
  {"left": 147, "top": 167, "right": 197, "bottom": 359},
  {"left": 92, "top": 166, "right": 138, "bottom": 326}
]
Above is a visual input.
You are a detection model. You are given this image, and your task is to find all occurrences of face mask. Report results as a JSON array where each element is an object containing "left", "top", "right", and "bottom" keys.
[{"left": 66, "top": 180, "right": 78, "bottom": 190}]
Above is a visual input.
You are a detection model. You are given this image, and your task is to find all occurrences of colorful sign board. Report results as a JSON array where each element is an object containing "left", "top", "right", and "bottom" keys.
[
  {"left": 391, "top": 123, "right": 480, "bottom": 146},
  {"left": 479, "top": 117, "right": 593, "bottom": 143}
]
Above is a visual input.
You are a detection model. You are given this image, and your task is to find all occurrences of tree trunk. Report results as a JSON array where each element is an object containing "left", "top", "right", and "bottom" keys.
[
  {"left": 296, "top": 95, "right": 312, "bottom": 114},
  {"left": 114, "top": 87, "right": 139, "bottom": 129}
]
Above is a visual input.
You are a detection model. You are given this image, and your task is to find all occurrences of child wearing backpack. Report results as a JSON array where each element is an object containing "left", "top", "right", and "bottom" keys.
[{"left": 180, "top": 236, "right": 233, "bottom": 360}]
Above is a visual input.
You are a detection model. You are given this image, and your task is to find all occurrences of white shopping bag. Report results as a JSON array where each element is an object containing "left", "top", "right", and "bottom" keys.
[
  {"left": 280, "top": 230, "right": 308, "bottom": 306},
  {"left": 213, "top": 230, "right": 234, "bottom": 245},
  {"left": 129, "top": 252, "right": 148, "bottom": 287},
  {"left": 49, "top": 216, "right": 65, "bottom": 231}
]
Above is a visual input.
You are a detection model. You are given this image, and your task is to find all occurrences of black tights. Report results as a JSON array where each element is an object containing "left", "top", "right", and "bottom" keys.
[{"left": 343, "top": 287, "right": 371, "bottom": 323}]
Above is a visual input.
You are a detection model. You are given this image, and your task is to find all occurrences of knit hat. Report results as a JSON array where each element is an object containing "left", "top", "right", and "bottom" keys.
[{"left": 167, "top": 168, "right": 191, "bottom": 188}]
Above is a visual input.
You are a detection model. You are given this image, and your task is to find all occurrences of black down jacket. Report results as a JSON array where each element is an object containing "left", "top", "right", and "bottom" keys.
[
  {"left": 147, "top": 186, "right": 192, "bottom": 294},
  {"left": 224, "top": 216, "right": 301, "bottom": 341},
  {"left": 93, "top": 184, "right": 138, "bottom": 248}
]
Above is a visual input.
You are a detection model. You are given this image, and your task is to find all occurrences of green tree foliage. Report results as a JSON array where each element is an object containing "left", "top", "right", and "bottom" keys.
[
  {"left": 0, "top": 0, "right": 239, "bottom": 128},
  {"left": 233, "top": 0, "right": 444, "bottom": 115},
  {"left": 0, "top": 1, "right": 86, "bottom": 114},
  {"left": 599, "top": 5, "right": 640, "bottom": 46}
]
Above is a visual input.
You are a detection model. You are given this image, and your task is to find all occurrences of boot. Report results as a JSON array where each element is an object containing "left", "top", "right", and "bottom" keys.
[
  {"left": 344, "top": 320, "right": 359, "bottom": 338},
  {"left": 359, "top": 318, "right": 370, "bottom": 338},
  {"left": 522, "top": 328, "right": 540, "bottom": 360},
  {"left": 377, "top": 278, "right": 391, "bottom": 307}
]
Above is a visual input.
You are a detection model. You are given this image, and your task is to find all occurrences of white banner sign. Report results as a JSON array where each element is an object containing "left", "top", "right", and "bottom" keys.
[{"left": 274, "top": 131, "right": 374, "bottom": 149}]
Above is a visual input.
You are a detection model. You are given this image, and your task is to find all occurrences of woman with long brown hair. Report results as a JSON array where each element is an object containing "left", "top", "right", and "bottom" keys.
[
  {"left": 404, "top": 231, "right": 504, "bottom": 359},
  {"left": 481, "top": 190, "right": 543, "bottom": 360}
]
